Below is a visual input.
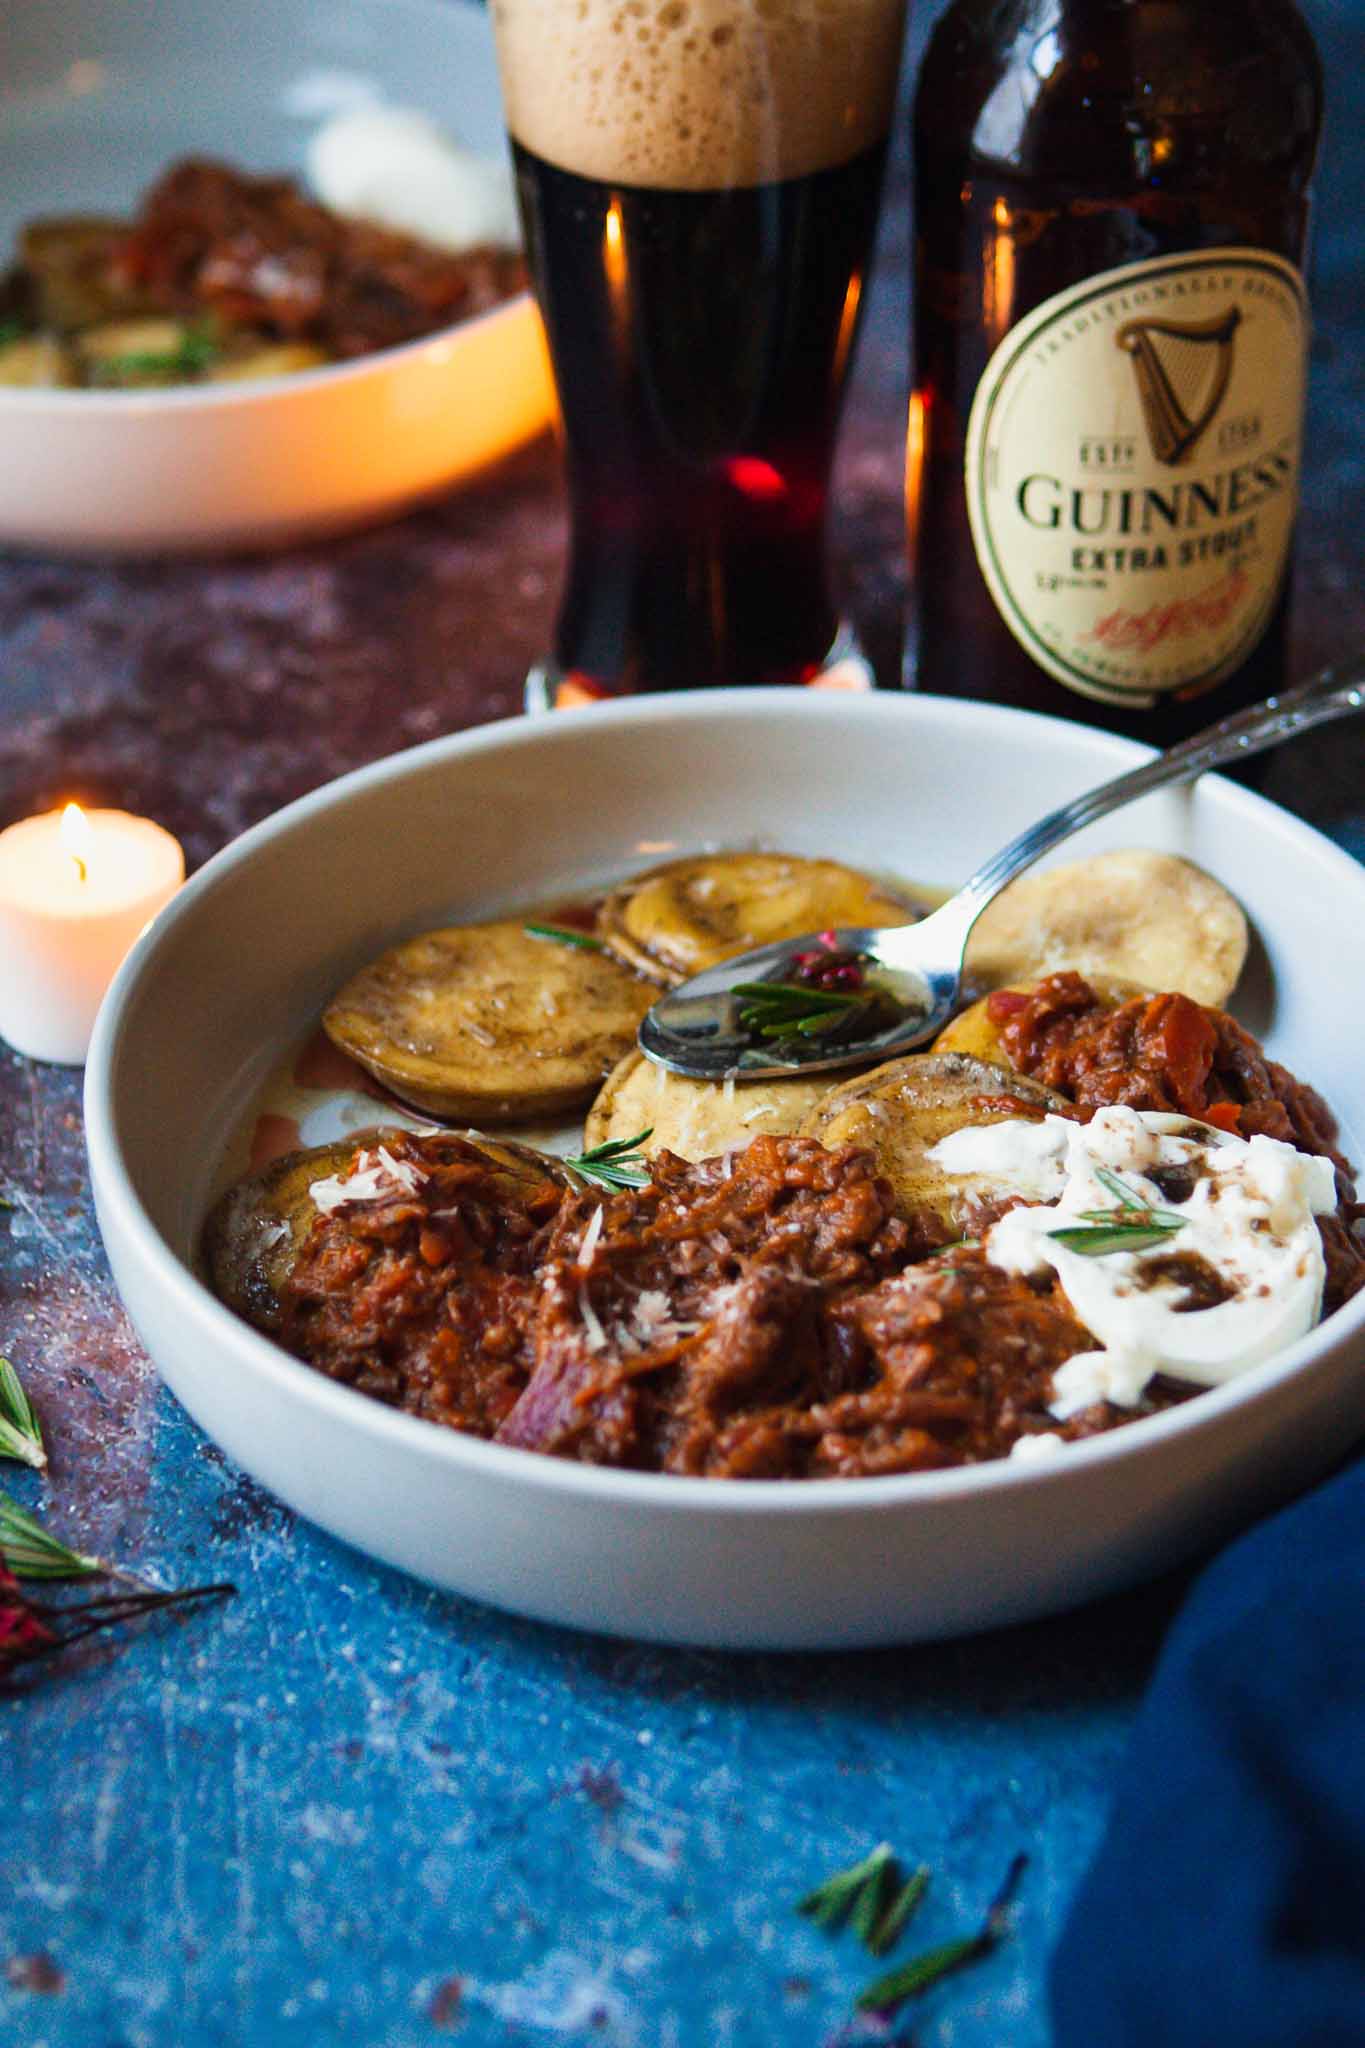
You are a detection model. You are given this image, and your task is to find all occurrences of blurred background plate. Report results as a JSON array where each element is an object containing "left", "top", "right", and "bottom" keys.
[{"left": 0, "top": 0, "right": 554, "bottom": 555}]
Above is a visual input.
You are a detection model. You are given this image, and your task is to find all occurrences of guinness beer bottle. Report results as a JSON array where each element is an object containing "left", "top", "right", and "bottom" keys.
[{"left": 906, "top": 0, "right": 1323, "bottom": 742}]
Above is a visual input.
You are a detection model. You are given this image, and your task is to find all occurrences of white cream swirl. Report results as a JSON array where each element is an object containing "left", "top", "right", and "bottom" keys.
[{"left": 930, "top": 1106, "right": 1338, "bottom": 1422}]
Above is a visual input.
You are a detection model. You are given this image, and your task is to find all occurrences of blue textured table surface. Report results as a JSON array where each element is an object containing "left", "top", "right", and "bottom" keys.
[{"left": 2, "top": 5, "right": 1363, "bottom": 2045}]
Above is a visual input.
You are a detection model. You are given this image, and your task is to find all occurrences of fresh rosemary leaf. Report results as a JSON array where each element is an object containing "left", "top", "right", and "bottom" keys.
[
  {"left": 523, "top": 922, "right": 605, "bottom": 952},
  {"left": 1048, "top": 1220, "right": 1185, "bottom": 1257},
  {"left": 0, "top": 320, "right": 24, "bottom": 349},
  {"left": 857, "top": 1933, "right": 983, "bottom": 2010},
  {"left": 856, "top": 1853, "right": 1027, "bottom": 2012},
  {"left": 867, "top": 1866, "right": 931, "bottom": 1958},
  {"left": 849, "top": 1852, "right": 895, "bottom": 1948},
  {"left": 563, "top": 1129, "right": 654, "bottom": 1192},
  {"left": 1092, "top": 1165, "right": 1147, "bottom": 1211},
  {"left": 0, "top": 1357, "right": 45, "bottom": 1470},
  {"left": 0, "top": 1491, "right": 100, "bottom": 1581},
  {"left": 797, "top": 1843, "right": 894, "bottom": 1932}
]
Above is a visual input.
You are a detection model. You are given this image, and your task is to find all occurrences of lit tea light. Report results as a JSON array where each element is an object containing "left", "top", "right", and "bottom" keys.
[{"left": 0, "top": 803, "right": 185, "bottom": 1064}]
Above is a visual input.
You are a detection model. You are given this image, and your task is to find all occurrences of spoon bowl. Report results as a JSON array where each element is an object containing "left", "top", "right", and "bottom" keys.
[{"left": 640, "top": 656, "right": 1365, "bottom": 1082}]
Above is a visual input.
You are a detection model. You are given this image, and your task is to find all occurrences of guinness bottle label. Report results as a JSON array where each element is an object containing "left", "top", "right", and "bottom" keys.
[{"left": 963, "top": 249, "right": 1308, "bottom": 707}]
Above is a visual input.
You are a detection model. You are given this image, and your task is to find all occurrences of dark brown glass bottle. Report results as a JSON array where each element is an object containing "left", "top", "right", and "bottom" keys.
[{"left": 906, "top": 0, "right": 1323, "bottom": 743}]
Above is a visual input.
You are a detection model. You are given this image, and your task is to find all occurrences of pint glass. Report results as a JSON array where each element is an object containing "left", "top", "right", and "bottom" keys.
[{"left": 490, "top": 0, "right": 908, "bottom": 701}]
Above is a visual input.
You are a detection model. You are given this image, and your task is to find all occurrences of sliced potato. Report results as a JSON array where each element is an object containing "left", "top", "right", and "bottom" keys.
[
  {"left": 934, "top": 974, "right": 1149, "bottom": 1066},
  {"left": 584, "top": 1048, "right": 832, "bottom": 1162},
  {"left": 598, "top": 852, "right": 917, "bottom": 985},
  {"left": 798, "top": 1051, "right": 1069, "bottom": 1231},
  {"left": 963, "top": 849, "right": 1247, "bottom": 1006},
  {"left": 0, "top": 336, "right": 74, "bottom": 388},
  {"left": 205, "top": 1133, "right": 389, "bottom": 1331},
  {"left": 208, "top": 343, "right": 330, "bottom": 382},
  {"left": 323, "top": 920, "right": 656, "bottom": 1122},
  {"left": 204, "top": 1128, "right": 566, "bottom": 1330}
]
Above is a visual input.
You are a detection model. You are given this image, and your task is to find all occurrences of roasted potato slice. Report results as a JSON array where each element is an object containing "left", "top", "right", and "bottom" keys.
[
  {"left": 934, "top": 974, "right": 1148, "bottom": 1065},
  {"left": 323, "top": 920, "right": 656, "bottom": 1122},
  {"left": 204, "top": 1128, "right": 566, "bottom": 1330},
  {"left": 599, "top": 852, "right": 918, "bottom": 985},
  {"left": 798, "top": 1051, "right": 1069, "bottom": 1232},
  {"left": 584, "top": 1048, "right": 832, "bottom": 1162},
  {"left": 0, "top": 336, "right": 75, "bottom": 388},
  {"left": 963, "top": 849, "right": 1247, "bottom": 1006}
]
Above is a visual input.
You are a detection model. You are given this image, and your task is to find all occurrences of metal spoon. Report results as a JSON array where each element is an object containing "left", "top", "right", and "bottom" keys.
[{"left": 639, "top": 654, "right": 1365, "bottom": 1082}]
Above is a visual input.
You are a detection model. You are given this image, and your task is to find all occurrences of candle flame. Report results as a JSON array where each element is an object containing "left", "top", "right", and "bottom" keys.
[{"left": 59, "top": 802, "right": 93, "bottom": 884}]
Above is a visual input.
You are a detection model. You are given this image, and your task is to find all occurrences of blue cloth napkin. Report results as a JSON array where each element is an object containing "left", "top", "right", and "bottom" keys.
[{"left": 1051, "top": 1452, "right": 1365, "bottom": 2047}]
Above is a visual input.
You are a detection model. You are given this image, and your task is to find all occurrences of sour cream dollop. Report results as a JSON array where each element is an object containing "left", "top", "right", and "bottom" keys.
[
  {"left": 308, "top": 106, "right": 521, "bottom": 253},
  {"left": 929, "top": 1106, "right": 1338, "bottom": 1422}
]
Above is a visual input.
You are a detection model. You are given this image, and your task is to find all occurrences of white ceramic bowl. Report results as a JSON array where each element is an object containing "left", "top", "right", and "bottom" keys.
[
  {"left": 85, "top": 693, "right": 1365, "bottom": 1648},
  {"left": 0, "top": 0, "right": 553, "bottom": 555}
]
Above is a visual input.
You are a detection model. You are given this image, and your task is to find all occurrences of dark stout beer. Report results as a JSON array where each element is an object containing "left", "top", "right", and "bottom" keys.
[
  {"left": 513, "top": 140, "right": 887, "bottom": 693},
  {"left": 907, "top": 0, "right": 1323, "bottom": 743},
  {"left": 490, "top": 0, "right": 906, "bottom": 698}
]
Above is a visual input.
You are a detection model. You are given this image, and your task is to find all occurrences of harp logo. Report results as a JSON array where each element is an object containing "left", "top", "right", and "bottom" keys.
[
  {"left": 964, "top": 248, "right": 1307, "bottom": 707},
  {"left": 1116, "top": 308, "right": 1242, "bottom": 467}
]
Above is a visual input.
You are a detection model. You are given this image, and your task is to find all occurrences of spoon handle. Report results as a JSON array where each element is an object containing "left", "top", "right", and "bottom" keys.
[{"left": 930, "top": 652, "right": 1365, "bottom": 945}]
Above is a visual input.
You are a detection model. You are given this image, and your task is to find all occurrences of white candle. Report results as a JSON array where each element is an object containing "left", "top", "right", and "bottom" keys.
[{"left": 0, "top": 804, "right": 185, "bottom": 1064}]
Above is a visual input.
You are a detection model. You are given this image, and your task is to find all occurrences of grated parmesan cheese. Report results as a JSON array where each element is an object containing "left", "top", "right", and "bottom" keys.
[
  {"left": 577, "top": 1205, "right": 605, "bottom": 1269},
  {"left": 578, "top": 1283, "right": 608, "bottom": 1353},
  {"left": 310, "top": 1145, "right": 427, "bottom": 1215}
]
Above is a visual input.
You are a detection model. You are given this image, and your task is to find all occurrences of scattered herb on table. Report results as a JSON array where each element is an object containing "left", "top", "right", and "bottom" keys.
[
  {"left": 0, "top": 1357, "right": 46, "bottom": 1470},
  {"left": 0, "top": 1489, "right": 100, "bottom": 1580},
  {"left": 0, "top": 1363, "right": 234, "bottom": 1682},
  {"left": 856, "top": 1853, "right": 1028, "bottom": 2014},
  {"left": 798, "top": 1843, "right": 931, "bottom": 1957},
  {"left": 1048, "top": 1164, "right": 1187, "bottom": 1258},
  {"left": 798, "top": 1845, "right": 1026, "bottom": 2019},
  {"left": 563, "top": 1130, "right": 654, "bottom": 1192},
  {"left": 523, "top": 921, "right": 606, "bottom": 952}
]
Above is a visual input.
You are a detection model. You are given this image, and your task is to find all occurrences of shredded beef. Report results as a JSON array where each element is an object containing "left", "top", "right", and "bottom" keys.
[
  {"left": 112, "top": 159, "right": 526, "bottom": 358},
  {"left": 268, "top": 993, "right": 1364, "bottom": 1479}
]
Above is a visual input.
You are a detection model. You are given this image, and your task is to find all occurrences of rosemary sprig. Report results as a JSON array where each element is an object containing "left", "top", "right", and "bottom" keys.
[
  {"left": 856, "top": 1853, "right": 1028, "bottom": 2013},
  {"left": 0, "top": 1490, "right": 100, "bottom": 1581},
  {"left": 563, "top": 1129, "right": 654, "bottom": 1191},
  {"left": 732, "top": 981, "right": 869, "bottom": 1041},
  {"left": 523, "top": 921, "right": 605, "bottom": 952},
  {"left": 1048, "top": 1165, "right": 1186, "bottom": 1258},
  {"left": 0, "top": 320, "right": 24, "bottom": 350},
  {"left": 0, "top": 1357, "right": 46, "bottom": 1470}
]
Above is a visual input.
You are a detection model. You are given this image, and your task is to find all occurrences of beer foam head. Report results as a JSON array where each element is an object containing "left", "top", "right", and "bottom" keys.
[{"left": 490, "top": 0, "right": 906, "bottom": 190}]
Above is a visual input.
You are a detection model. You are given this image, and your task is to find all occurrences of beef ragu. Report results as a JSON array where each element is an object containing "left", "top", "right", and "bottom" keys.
[
  {"left": 263, "top": 965, "right": 1365, "bottom": 1479},
  {"left": 278, "top": 1130, "right": 1128, "bottom": 1478},
  {"left": 0, "top": 158, "right": 527, "bottom": 391}
]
